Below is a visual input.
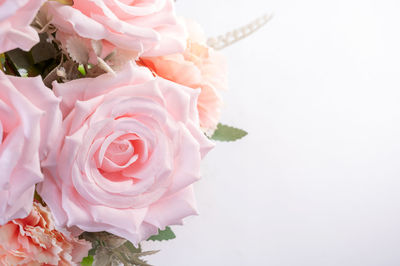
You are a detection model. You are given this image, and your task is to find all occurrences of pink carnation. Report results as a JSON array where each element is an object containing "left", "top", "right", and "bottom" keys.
[
  {"left": 0, "top": 0, "right": 44, "bottom": 53},
  {"left": 0, "top": 202, "right": 91, "bottom": 266},
  {"left": 38, "top": 62, "right": 214, "bottom": 245},
  {"left": 141, "top": 19, "right": 228, "bottom": 133},
  {"left": 42, "top": 0, "right": 186, "bottom": 58},
  {"left": 0, "top": 72, "right": 62, "bottom": 225}
]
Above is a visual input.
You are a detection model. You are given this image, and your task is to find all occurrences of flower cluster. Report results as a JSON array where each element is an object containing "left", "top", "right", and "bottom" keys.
[{"left": 0, "top": 0, "right": 248, "bottom": 265}]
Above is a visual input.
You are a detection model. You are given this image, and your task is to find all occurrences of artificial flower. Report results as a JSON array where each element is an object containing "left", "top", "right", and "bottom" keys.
[
  {"left": 0, "top": 202, "right": 91, "bottom": 266},
  {"left": 141, "top": 19, "right": 228, "bottom": 133},
  {"left": 0, "top": 0, "right": 45, "bottom": 53},
  {"left": 38, "top": 62, "right": 214, "bottom": 245},
  {"left": 42, "top": 0, "right": 186, "bottom": 60},
  {"left": 0, "top": 72, "right": 61, "bottom": 225}
]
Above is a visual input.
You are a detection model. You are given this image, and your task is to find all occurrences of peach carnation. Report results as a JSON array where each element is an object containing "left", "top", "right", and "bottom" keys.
[
  {"left": 141, "top": 20, "right": 228, "bottom": 133},
  {"left": 0, "top": 202, "right": 91, "bottom": 266}
]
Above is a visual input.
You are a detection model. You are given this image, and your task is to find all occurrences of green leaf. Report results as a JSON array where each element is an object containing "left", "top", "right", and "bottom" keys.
[
  {"left": 0, "top": 53, "right": 5, "bottom": 69},
  {"left": 30, "top": 33, "right": 57, "bottom": 64},
  {"left": 211, "top": 123, "right": 248, "bottom": 142},
  {"left": 5, "top": 49, "right": 40, "bottom": 77},
  {"left": 33, "top": 189, "right": 45, "bottom": 206},
  {"left": 122, "top": 240, "right": 142, "bottom": 253},
  {"left": 78, "top": 64, "right": 86, "bottom": 76},
  {"left": 50, "top": 0, "right": 74, "bottom": 5},
  {"left": 80, "top": 255, "right": 93, "bottom": 266},
  {"left": 147, "top": 226, "right": 176, "bottom": 241},
  {"left": 0, "top": 54, "right": 16, "bottom": 75}
]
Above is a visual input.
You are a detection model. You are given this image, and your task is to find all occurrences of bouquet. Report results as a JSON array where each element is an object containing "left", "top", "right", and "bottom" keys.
[{"left": 0, "top": 0, "right": 269, "bottom": 265}]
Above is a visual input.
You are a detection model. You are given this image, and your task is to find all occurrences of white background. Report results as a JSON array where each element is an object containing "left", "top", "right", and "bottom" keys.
[{"left": 143, "top": 0, "right": 400, "bottom": 265}]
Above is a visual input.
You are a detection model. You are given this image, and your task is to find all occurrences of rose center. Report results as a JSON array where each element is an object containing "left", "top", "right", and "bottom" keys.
[
  {"left": 97, "top": 133, "right": 149, "bottom": 177},
  {"left": 104, "top": 139, "right": 135, "bottom": 166}
]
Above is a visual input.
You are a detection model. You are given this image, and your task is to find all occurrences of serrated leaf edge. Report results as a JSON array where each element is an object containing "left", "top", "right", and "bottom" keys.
[{"left": 211, "top": 123, "right": 248, "bottom": 142}]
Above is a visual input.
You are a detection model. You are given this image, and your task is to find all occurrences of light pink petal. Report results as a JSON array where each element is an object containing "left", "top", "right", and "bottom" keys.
[
  {"left": 7, "top": 75, "right": 62, "bottom": 165},
  {"left": 37, "top": 174, "right": 68, "bottom": 227},
  {"left": 145, "top": 186, "right": 198, "bottom": 229},
  {"left": 0, "top": 0, "right": 45, "bottom": 53},
  {"left": 0, "top": 72, "right": 60, "bottom": 225},
  {"left": 44, "top": 0, "right": 185, "bottom": 57}
]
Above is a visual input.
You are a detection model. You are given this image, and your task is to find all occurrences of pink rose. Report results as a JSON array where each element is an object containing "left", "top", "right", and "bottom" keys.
[
  {"left": 141, "top": 19, "right": 228, "bottom": 133},
  {"left": 38, "top": 62, "right": 214, "bottom": 244},
  {"left": 0, "top": 0, "right": 44, "bottom": 53},
  {"left": 0, "top": 202, "right": 91, "bottom": 266},
  {"left": 42, "top": 0, "right": 186, "bottom": 58},
  {"left": 0, "top": 72, "right": 61, "bottom": 225}
]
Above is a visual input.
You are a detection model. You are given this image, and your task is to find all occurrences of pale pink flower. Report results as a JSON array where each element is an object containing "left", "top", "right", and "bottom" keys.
[
  {"left": 0, "top": 202, "right": 91, "bottom": 266},
  {"left": 0, "top": 72, "right": 62, "bottom": 225},
  {"left": 38, "top": 62, "right": 214, "bottom": 245},
  {"left": 0, "top": 0, "right": 45, "bottom": 53},
  {"left": 42, "top": 0, "right": 186, "bottom": 58},
  {"left": 141, "top": 19, "right": 228, "bottom": 133}
]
